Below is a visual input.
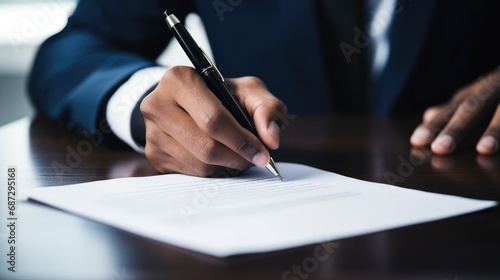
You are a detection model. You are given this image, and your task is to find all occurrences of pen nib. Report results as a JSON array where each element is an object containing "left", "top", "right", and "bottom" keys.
[{"left": 266, "top": 157, "right": 283, "bottom": 181}]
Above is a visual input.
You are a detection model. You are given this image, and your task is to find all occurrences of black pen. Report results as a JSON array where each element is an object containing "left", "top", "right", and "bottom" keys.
[{"left": 164, "top": 10, "right": 282, "bottom": 180}]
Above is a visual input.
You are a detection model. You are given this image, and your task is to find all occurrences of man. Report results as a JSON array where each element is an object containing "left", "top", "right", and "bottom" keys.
[{"left": 29, "top": 0, "right": 500, "bottom": 176}]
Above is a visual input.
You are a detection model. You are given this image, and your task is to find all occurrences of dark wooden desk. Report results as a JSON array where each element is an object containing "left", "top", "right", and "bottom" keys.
[{"left": 1, "top": 116, "right": 499, "bottom": 280}]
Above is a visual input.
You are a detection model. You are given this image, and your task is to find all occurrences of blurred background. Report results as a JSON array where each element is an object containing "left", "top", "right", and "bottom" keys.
[
  {"left": 0, "top": 0, "right": 77, "bottom": 126},
  {"left": 0, "top": 0, "right": 208, "bottom": 127}
]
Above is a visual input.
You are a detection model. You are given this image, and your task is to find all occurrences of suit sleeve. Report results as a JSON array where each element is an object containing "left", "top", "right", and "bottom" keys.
[{"left": 28, "top": 0, "right": 194, "bottom": 133}]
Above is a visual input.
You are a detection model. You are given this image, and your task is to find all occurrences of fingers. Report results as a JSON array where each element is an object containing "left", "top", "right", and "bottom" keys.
[
  {"left": 143, "top": 115, "right": 252, "bottom": 176},
  {"left": 145, "top": 104, "right": 252, "bottom": 170},
  {"left": 410, "top": 104, "right": 455, "bottom": 147},
  {"left": 424, "top": 95, "right": 488, "bottom": 155},
  {"left": 422, "top": 106, "right": 442, "bottom": 123},
  {"left": 430, "top": 82, "right": 500, "bottom": 154},
  {"left": 167, "top": 70, "right": 270, "bottom": 167},
  {"left": 140, "top": 66, "right": 281, "bottom": 176},
  {"left": 476, "top": 104, "right": 500, "bottom": 155},
  {"left": 429, "top": 101, "right": 473, "bottom": 155},
  {"left": 411, "top": 83, "right": 476, "bottom": 148},
  {"left": 249, "top": 97, "right": 288, "bottom": 150},
  {"left": 410, "top": 70, "right": 500, "bottom": 155},
  {"left": 227, "top": 77, "right": 288, "bottom": 150}
]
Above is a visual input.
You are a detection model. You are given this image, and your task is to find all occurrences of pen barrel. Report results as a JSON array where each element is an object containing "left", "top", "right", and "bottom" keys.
[
  {"left": 165, "top": 11, "right": 279, "bottom": 177},
  {"left": 167, "top": 15, "right": 259, "bottom": 137},
  {"left": 169, "top": 24, "right": 210, "bottom": 72},
  {"left": 203, "top": 69, "right": 259, "bottom": 136}
]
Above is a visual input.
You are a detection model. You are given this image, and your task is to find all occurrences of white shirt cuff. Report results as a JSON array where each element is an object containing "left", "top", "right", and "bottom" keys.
[{"left": 106, "top": 66, "right": 167, "bottom": 153}]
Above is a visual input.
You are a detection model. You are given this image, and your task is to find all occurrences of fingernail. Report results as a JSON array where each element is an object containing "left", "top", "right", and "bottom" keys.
[
  {"left": 477, "top": 135, "right": 498, "bottom": 154},
  {"left": 252, "top": 152, "right": 269, "bottom": 167},
  {"left": 268, "top": 121, "right": 281, "bottom": 147},
  {"left": 432, "top": 134, "right": 455, "bottom": 153},
  {"left": 410, "top": 127, "right": 431, "bottom": 145}
]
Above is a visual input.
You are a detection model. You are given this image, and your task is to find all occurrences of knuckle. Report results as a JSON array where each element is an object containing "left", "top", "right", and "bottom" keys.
[
  {"left": 163, "top": 65, "right": 197, "bottom": 86},
  {"left": 452, "top": 86, "right": 473, "bottom": 102},
  {"left": 199, "top": 108, "right": 226, "bottom": 136},
  {"left": 266, "top": 98, "right": 283, "bottom": 110},
  {"left": 163, "top": 65, "right": 184, "bottom": 81},
  {"left": 254, "top": 95, "right": 284, "bottom": 110},
  {"left": 144, "top": 125, "right": 160, "bottom": 146},
  {"left": 452, "top": 99, "right": 480, "bottom": 125},
  {"left": 144, "top": 145, "right": 155, "bottom": 161},
  {"left": 234, "top": 137, "right": 255, "bottom": 158},
  {"left": 462, "top": 95, "right": 482, "bottom": 111},
  {"left": 198, "top": 139, "right": 219, "bottom": 164},
  {"left": 255, "top": 98, "right": 288, "bottom": 122},
  {"left": 423, "top": 106, "right": 443, "bottom": 123},
  {"left": 144, "top": 147, "right": 171, "bottom": 173},
  {"left": 439, "top": 104, "right": 457, "bottom": 121},
  {"left": 140, "top": 95, "right": 155, "bottom": 118},
  {"left": 140, "top": 88, "right": 174, "bottom": 120},
  {"left": 240, "top": 76, "right": 265, "bottom": 94},
  {"left": 243, "top": 76, "right": 264, "bottom": 87}
]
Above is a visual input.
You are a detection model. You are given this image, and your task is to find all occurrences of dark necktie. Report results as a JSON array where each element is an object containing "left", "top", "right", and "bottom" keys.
[{"left": 316, "top": 0, "right": 368, "bottom": 114}]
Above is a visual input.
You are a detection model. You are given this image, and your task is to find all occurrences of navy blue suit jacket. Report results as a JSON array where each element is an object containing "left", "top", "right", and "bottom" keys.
[{"left": 28, "top": 0, "right": 500, "bottom": 134}]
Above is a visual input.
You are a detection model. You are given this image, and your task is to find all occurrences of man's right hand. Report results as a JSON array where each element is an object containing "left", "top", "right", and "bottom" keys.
[{"left": 140, "top": 66, "right": 287, "bottom": 176}]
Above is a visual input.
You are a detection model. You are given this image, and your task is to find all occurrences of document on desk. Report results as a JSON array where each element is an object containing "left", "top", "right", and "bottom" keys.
[{"left": 22, "top": 163, "right": 496, "bottom": 257}]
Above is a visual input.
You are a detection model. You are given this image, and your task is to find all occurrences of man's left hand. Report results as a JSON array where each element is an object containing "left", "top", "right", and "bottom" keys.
[{"left": 411, "top": 69, "right": 500, "bottom": 155}]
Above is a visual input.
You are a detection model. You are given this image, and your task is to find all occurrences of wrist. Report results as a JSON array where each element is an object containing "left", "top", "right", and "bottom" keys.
[{"left": 106, "top": 66, "right": 167, "bottom": 153}]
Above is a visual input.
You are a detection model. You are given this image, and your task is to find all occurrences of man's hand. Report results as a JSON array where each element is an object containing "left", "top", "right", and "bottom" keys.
[
  {"left": 140, "top": 66, "right": 287, "bottom": 176},
  {"left": 411, "top": 69, "right": 500, "bottom": 155}
]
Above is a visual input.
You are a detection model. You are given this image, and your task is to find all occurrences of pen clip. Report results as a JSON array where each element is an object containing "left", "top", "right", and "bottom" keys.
[{"left": 199, "top": 47, "right": 224, "bottom": 82}]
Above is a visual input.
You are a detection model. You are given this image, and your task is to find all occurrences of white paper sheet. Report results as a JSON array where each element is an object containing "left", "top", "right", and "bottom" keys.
[{"left": 22, "top": 163, "right": 496, "bottom": 257}]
